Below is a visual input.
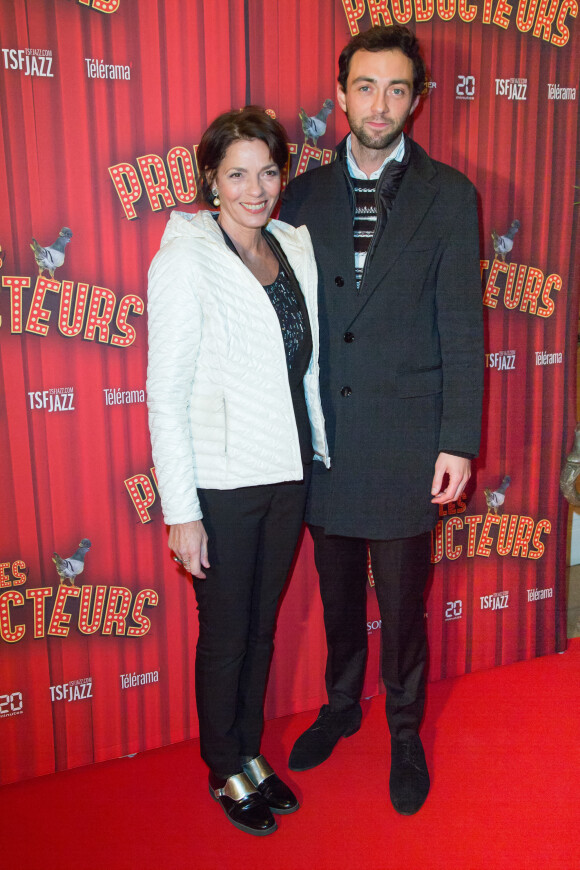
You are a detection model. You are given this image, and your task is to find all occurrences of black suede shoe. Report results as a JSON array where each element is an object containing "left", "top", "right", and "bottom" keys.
[
  {"left": 288, "top": 704, "right": 362, "bottom": 771},
  {"left": 389, "top": 734, "right": 430, "bottom": 815},
  {"left": 242, "top": 755, "right": 299, "bottom": 814},
  {"left": 209, "top": 771, "right": 277, "bottom": 836}
]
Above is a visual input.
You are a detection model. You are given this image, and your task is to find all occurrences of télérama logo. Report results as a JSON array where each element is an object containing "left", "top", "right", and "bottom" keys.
[{"left": 547, "top": 84, "right": 576, "bottom": 100}]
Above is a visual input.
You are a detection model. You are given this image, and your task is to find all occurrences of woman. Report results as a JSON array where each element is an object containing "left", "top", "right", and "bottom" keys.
[{"left": 147, "top": 107, "right": 329, "bottom": 836}]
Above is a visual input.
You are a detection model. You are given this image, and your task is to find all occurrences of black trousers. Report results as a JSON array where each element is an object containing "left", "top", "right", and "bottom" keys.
[
  {"left": 193, "top": 468, "right": 310, "bottom": 778},
  {"left": 309, "top": 525, "right": 431, "bottom": 741}
]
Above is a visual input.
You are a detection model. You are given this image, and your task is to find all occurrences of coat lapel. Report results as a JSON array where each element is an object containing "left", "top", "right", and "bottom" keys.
[{"left": 352, "top": 144, "right": 438, "bottom": 315}]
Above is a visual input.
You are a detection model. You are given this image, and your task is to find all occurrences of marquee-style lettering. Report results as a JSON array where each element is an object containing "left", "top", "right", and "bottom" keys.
[
  {"left": 438, "top": 0, "right": 456, "bottom": 21},
  {"left": 78, "top": 585, "right": 108, "bottom": 634},
  {"left": 482, "top": 259, "right": 507, "bottom": 307},
  {"left": 465, "top": 514, "right": 483, "bottom": 557},
  {"left": 102, "top": 586, "right": 132, "bottom": 635},
  {"left": 431, "top": 514, "right": 551, "bottom": 562},
  {"left": 458, "top": 0, "right": 478, "bottom": 20},
  {"left": 25, "top": 587, "right": 53, "bottom": 638},
  {"left": 342, "top": 0, "right": 368, "bottom": 34},
  {"left": 112, "top": 294, "right": 145, "bottom": 347},
  {"left": 2, "top": 277, "right": 143, "bottom": 345},
  {"left": 512, "top": 516, "right": 535, "bottom": 557},
  {"left": 494, "top": 0, "right": 514, "bottom": 28},
  {"left": 25, "top": 277, "right": 60, "bottom": 336},
  {"left": 1, "top": 276, "right": 30, "bottom": 332},
  {"left": 519, "top": 267, "right": 544, "bottom": 315},
  {"left": 496, "top": 514, "right": 519, "bottom": 555},
  {"left": 530, "top": 519, "right": 551, "bottom": 558},
  {"left": 552, "top": 0, "right": 578, "bottom": 45},
  {"left": 392, "top": 0, "right": 414, "bottom": 23},
  {"left": 533, "top": 0, "right": 560, "bottom": 39},
  {"left": 84, "top": 285, "right": 117, "bottom": 343},
  {"left": 59, "top": 281, "right": 89, "bottom": 336},
  {"left": 537, "top": 274, "right": 561, "bottom": 318},
  {"left": 503, "top": 263, "right": 523, "bottom": 309},
  {"left": 482, "top": 260, "right": 562, "bottom": 318},
  {"left": 128, "top": 589, "right": 159, "bottom": 636},
  {"left": 0, "top": 591, "right": 25, "bottom": 643},
  {"left": 476, "top": 514, "right": 501, "bottom": 557},
  {"left": 296, "top": 145, "right": 323, "bottom": 176},
  {"left": 125, "top": 472, "right": 157, "bottom": 523},
  {"left": 445, "top": 516, "right": 463, "bottom": 559},
  {"left": 516, "top": 0, "right": 539, "bottom": 29},
  {"left": 48, "top": 585, "right": 81, "bottom": 637},
  {"left": 167, "top": 146, "right": 197, "bottom": 203},
  {"left": 137, "top": 154, "right": 176, "bottom": 212},
  {"left": 78, "top": 0, "right": 121, "bottom": 13},
  {"left": 109, "top": 163, "right": 143, "bottom": 220},
  {"left": 416, "top": 0, "right": 435, "bottom": 20},
  {"left": 0, "top": 564, "right": 11, "bottom": 589},
  {"left": 483, "top": 0, "right": 495, "bottom": 21},
  {"left": 368, "top": 0, "right": 394, "bottom": 27}
]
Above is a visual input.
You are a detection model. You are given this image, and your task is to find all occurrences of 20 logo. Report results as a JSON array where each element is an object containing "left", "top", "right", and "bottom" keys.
[
  {"left": 445, "top": 600, "right": 463, "bottom": 620},
  {"left": 0, "top": 692, "right": 23, "bottom": 717},
  {"left": 456, "top": 76, "right": 476, "bottom": 99}
]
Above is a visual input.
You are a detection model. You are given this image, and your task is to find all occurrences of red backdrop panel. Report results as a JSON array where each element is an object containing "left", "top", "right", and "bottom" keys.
[{"left": 0, "top": 0, "right": 577, "bottom": 784}]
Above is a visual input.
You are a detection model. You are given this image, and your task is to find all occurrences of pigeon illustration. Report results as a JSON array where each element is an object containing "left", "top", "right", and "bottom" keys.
[
  {"left": 484, "top": 476, "right": 511, "bottom": 514},
  {"left": 491, "top": 220, "right": 520, "bottom": 262},
  {"left": 30, "top": 227, "right": 73, "bottom": 277},
  {"left": 52, "top": 538, "right": 91, "bottom": 585},
  {"left": 298, "top": 99, "right": 334, "bottom": 146}
]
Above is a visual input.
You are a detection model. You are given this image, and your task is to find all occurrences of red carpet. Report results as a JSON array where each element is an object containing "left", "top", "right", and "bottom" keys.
[{"left": 2, "top": 640, "right": 579, "bottom": 870}]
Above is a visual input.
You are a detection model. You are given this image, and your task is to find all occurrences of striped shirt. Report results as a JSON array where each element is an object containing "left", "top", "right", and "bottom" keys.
[{"left": 346, "top": 133, "right": 406, "bottom": 291}]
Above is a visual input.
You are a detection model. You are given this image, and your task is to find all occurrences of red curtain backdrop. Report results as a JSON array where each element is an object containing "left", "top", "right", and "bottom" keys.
[{"left": 0, "top": 0, "right": 577, "bottom": 785}]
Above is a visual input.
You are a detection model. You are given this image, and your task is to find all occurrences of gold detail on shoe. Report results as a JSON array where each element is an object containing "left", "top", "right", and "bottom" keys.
[
  {"left": 242, "top": 755, "right": 275, "bottom": 787},
  {"left": 215, "top": 772, "right": 259, "bottom": 802}
]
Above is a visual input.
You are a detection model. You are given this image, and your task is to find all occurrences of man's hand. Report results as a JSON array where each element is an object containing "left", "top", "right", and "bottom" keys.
[
  {"left": 431, "top": 452, "right": 471, "bottom": 504},
  {"left": 168, "top": 520, "right": 210, "bottom": 579}
]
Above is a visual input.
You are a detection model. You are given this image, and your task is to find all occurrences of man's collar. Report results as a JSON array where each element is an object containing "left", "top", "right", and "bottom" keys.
[{"left": 346, "top": 132, "right": 406, "bottom": 180}]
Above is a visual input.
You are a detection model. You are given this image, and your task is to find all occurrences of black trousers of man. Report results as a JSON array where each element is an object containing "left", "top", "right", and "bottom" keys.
[
  {"left": 309, "top": 525, "right": 431, "bottom": 741},
  {"left": 193, "top": 468, "right": 310, "bottom": 779}
]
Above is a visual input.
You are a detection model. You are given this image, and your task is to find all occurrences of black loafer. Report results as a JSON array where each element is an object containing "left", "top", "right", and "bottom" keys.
[
  {"left": 209, "top": 771, "right": 277, "bottom": 836},
  {"left": 289, "top": 704, "right": 362, "bottom": 771},
  {"left": 242, "top": 755, "right": 299, "bottom": 814},
  {"left": 389, "top": 734, "right": 430, "bottom": 815}
]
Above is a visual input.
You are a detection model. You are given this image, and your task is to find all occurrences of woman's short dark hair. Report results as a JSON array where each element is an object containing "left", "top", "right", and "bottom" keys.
[
  {"left": 337, "top": 25, "right": 428, "bottom": 99},
  {"left": 196, "top": 106, "right": 289, "bottom": 205}
]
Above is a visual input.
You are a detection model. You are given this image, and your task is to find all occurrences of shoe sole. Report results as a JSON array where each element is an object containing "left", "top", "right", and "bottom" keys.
[
  {"left": 269, "top": 801, "right": 300, "bottom": 815},
  {"left": 209, "top": 786, "right": 278, "bottom": 836},
  {"left": 288, "top": 719, "right": 362, "bottom": 772}
]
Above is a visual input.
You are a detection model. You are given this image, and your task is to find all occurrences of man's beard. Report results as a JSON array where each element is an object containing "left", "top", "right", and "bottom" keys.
[{"left": 347, "top": 112, "right": 406, "bottom": 151}]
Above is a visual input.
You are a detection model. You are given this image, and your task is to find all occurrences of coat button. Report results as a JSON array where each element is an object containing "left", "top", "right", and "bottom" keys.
[
  {"left": 343, "top": 332, "right": 354, "bottom": 343},
  {"left": 340, "top": 386, "right": 352, "bottom": 397},
  {"left": 335, "top": 276, "right": 344, "bottom": 287}
]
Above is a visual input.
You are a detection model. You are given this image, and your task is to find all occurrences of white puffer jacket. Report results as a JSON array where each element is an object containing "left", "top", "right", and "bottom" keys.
[{"left": 147, "top": 209, "right": 330, "bottom": 525}]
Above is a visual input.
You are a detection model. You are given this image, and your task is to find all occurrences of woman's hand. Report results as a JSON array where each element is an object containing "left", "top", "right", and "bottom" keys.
[{"left": 168, "top": 520, "right": 210, "bottom": 579}]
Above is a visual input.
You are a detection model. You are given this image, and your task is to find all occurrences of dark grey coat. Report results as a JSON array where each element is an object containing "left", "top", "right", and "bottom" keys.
[{"left": 280, "top": 137, "right": 484, "bottom": 540}]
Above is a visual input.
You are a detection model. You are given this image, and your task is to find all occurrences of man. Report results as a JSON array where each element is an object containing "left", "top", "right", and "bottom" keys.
[{"left": 280, "top": 24, "right": 483, "bottom": 815}]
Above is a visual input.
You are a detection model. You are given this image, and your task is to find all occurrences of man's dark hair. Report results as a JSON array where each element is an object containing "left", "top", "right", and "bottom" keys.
[
  {"left": 337, "top": 25, "right": 428, "bottom": 99},
  {"left": 196, "top": 106, "right": 289, "bottom": 205}
]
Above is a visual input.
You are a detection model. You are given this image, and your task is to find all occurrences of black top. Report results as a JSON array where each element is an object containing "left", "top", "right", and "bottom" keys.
[{"left": 262, "top": 267, "right": 304, "bottom": 370}]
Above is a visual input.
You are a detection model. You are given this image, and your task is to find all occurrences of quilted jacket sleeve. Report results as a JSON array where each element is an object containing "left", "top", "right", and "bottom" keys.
[{"left": 147, "top": 238, "right": 203, "bottom": 525}]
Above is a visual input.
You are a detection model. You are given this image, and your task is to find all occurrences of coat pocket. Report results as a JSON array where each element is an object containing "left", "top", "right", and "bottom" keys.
[{"left": 396, "top": 365, "right": 442, "bottom": 398}]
